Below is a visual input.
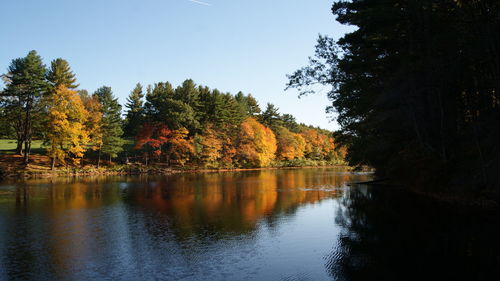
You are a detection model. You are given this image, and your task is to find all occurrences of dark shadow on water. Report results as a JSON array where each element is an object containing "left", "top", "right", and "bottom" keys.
[{"left": 327, "top": 186, "right": 500, "bottom": 281}]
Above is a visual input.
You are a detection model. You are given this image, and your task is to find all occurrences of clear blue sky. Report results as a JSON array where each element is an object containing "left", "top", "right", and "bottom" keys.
[{"left": 0, "top": 0, "right": 350, "bottom": 130}]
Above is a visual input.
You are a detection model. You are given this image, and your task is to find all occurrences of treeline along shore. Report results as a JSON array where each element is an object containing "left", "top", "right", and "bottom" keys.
[{"left": 0, "top": 51, "right": 346, "bottom": 179}]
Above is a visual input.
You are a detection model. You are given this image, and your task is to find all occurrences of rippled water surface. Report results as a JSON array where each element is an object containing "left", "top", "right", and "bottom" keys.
[{"left": 0, "top": 168, "right": 498, "bottom": 280}]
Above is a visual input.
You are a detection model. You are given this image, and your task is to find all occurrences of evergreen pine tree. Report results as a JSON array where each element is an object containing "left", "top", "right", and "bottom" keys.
[
  {"left": 46, "top": 58, "right": 79, "bottom": 89},
  {"left": 124, "top": 83, "right": 144, "bottom": 137},
  {"left": 174, "top": 79, "right": 200, "bottom": 108},
  {"left": 145, "top": 82, "right": 199, "bottom": 132},
  {"left": 260, "top": 103, "right": 282, "bottom": 129},
  {"left": 0, "top": 89, "right": 14, "bottom": 138},
  {"left": 197, "top": 85, "right": 212, "bottom": 124},
  {"left": 2, "top": 50, "right": 48, "bottom": 163},
  {"left": 246, "top": 94, "right": 261, "bottom": 116},
  {"left": 235, "top": 92, "right": 261, "bottom": 116},
  {"left": 144, "top": 82, "right": 174, "bottom": 119},
  {"left": 93, "top": 86, "right": 124, "bottom": 163},
  {"left": 216, "top": 93, "right": 245, "bottom": 130}
]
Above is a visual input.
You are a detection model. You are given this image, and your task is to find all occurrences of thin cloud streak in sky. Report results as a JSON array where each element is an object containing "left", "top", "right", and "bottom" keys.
[{"left": 187, "top": 0, "right": 212, "bottom": 6}]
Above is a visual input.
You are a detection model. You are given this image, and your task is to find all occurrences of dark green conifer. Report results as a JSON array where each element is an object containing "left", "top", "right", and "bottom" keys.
[
  {"left": 93, "top": 86, "right": 124, "bottom": 162},
  {"left": 46, "top": 58, "right": 79, "bottom": 89},
  {"left": 124, "top": 83, "right": 145, "bottom": 137},
  {"left": 2, "top": 50, "right": 48, "bottom": 163}
]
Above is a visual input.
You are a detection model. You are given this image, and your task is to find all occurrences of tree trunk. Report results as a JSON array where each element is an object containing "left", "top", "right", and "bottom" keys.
[
  {"left": 51, "top": 157, "right": 55, "bottom": 170},
  {"left": 23, "top": 98, "right": 31, "bottom": 165},
  {"left": 15, "top": 140, "right": 23, "bottom": 155},
  {"left": 23, "top": 140, "right": 30, "bottom": 165},
  {"left": 97, "top": 144, "right": 102, "bottom": 168},
  {"left": 14, "top": 117, "right": 24, "bottom": 155}
]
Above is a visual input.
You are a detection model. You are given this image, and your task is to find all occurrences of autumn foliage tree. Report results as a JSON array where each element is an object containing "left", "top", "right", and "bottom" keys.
[
  {"left": 198, "top": 124, "right": 224, "bottom": 167},
  {"left": 135, "top": 123, "right": 194, "bottom": 166},
  {"left": 300, "top": 129, "right": 336, "bottom": 161},
  {"left": 79, "top": 91, "right": 103, "bottom": 154},
  {"left": 236, "top": 117, "right": 277, "bottom": 167},
  {"left": 168, "top": 128, "right": 194, "bottom": 166},
  {"left": 44, "top": 85, "right": 89, "bottom": 169},
  {"left": 135, "top": 122, "right": 171, "bottom": 163},
  {"left": 275, "top": 126, "right": 306, "bottom": 160}
]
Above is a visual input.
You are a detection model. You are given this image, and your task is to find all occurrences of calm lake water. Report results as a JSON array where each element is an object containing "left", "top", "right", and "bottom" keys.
[{"left": 0, "top": 168, "right": 498, "bottom": 281}]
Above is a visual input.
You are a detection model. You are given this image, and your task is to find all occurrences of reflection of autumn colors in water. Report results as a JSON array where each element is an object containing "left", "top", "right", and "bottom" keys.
[
  {"left": 130, "top": 169, "right": 365, "bottom": 236},
  {"left": 0, "top": 168, "right": 372, "bottom": 280}
]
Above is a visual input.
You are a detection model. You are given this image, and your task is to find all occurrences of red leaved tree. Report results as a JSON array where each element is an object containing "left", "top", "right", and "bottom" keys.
[{"left": 135, "top": 122, "right": 193, "bottom": 166}]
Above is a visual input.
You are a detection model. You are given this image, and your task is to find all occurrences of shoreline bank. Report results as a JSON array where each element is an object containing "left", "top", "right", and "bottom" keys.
[{"left": 0, "top": 163, "right": 355, "bottom": 181}]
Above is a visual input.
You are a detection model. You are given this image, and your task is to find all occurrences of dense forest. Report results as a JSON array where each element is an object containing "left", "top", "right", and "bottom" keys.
[
  {"left": 288, "top": 0, "right": 499, "bottom": 192},
  {"left": 0, "top": 51, "right": 345, "bottom": 170}
]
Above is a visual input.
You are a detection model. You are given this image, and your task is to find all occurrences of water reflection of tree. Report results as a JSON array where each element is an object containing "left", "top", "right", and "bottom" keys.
[
  {"left": 128, "top": 169, "right": 366, "bottom": 241},
  {"left": 5, "top": 180, "right": 127, "bottom": 280},
  {"left": 327, "top": 186, "right": 500, "bottom": 281}
]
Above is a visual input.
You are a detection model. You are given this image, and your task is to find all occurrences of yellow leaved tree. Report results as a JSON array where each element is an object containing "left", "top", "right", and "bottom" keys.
[{"left": 45, "top": 85, "right": 90, "bottom": 169}]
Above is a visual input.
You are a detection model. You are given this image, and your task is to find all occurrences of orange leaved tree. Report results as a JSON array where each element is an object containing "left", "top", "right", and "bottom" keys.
[
  {"left": 80, "top": 92, "right": 104, "bottom": 159},
  {"left": 236, "top": 117, "right": 277, "bottom": 167},
  {"left": 168, "top": 128, "right": 194, "bottom": 166}
]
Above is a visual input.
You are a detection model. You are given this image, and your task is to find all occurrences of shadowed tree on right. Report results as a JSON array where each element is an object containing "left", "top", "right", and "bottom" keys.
[{"left": 287, "top": 0, "right": 500, "bottom": 193}]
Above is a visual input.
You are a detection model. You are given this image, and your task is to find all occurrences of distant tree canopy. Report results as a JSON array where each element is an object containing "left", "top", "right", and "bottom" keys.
[
  {"left": 1, "top": 50, "right": 346, "bottom": 169},
  {"left": 287, "top": 0, "right": 500, "bottom": 190}
]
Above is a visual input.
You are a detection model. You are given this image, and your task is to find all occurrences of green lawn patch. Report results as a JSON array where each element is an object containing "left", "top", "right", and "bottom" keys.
[{"left": 0, "top": 139, "right": 46, "bottom": 154}]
